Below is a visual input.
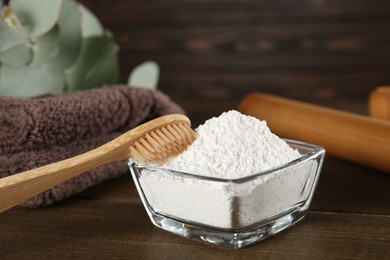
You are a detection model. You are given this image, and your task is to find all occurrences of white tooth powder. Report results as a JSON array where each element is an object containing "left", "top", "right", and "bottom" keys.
[{"left": 139, "top": 110, "right": 317, "bottom": 229}]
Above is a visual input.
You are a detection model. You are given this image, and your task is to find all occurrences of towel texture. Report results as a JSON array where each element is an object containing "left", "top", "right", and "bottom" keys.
[{"left": 0, "top": 86, "right": 184, "bottom": 207}]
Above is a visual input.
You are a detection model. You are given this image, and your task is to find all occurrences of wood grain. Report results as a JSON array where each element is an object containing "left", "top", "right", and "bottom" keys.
[{"left": 78, "top": 0, "right": 390, "bottom": 109}]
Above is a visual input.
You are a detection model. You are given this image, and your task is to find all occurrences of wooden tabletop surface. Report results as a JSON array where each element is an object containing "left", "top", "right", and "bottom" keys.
[{"left": 1, "top": 101, "right": 389, "bottom": 259}]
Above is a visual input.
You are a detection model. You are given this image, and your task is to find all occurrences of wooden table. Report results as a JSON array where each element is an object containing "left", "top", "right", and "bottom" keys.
[{"left": 1, "top": 102, "right": 389, "bottom": 259}]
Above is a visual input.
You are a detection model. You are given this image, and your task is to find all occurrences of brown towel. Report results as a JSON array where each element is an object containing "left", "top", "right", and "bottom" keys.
[
  {"left": 0, "top": 86, "right": 184, "bottom": 207},
  {"left": 0, "top": 85, "right": 183, "bottom": 154}
]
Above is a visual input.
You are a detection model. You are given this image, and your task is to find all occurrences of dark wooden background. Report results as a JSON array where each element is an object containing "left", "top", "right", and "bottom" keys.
[{"left": 79, "top": 0, "right": 390, "bottom": 121}]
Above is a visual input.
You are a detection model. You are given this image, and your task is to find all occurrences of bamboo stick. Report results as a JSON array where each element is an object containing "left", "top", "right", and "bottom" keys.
[
  {"left": 239, "top": 93, "right": 390, "bottom": 173},
  {"left": 369, "top": 86, "right": 390, "bottom": 121}
]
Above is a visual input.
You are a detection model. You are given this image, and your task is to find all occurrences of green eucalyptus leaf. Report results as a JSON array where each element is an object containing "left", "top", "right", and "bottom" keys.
[
  {"left": 0, "top": 18, "right": 25, "bottom": 51},
  {"left": 51, "top": 0, "right": 82, "bottom": 70},
  {"left": 64, "top": 36, "right": 118, "bottom": 91},
  {"left": 29, "top": 25, "right": 60, "bottom": 67},
  {"left": 82, "top": 55, "right": 119, "bottom": 90},
  {"left": 78, "top": 3, "right": 104, "bottom": 37},
  {"left": 10, "top": 0, "right": 63, "bottom": 37},
  {"left": 0, "top": 0, "right": 121, "bottom": 97},
  {"left": 0, "top": 63, "right": 64, "bottom": 97},
  {"left": 0, "top": 42, "right": 31, "bottom": 66},
  {"left": 128, "top": 61, "right": 160, "bottom": 89}
]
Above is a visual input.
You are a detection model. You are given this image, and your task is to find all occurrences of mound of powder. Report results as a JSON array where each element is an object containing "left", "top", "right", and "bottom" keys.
[
  {"left": 137, "top": 110, "right": 320, "bottom": 229},
  {"left": 164, "top": 110, "right": 301, "bottom": 178}
]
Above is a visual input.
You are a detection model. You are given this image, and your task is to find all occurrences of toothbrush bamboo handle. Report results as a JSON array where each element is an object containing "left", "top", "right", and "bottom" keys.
[
  {"left": 0, "top": 114, "right": 194, "bottom": 213},
  {"left": 239, "top": 92, "right": 390, "bottom": 173},
  {"left": 0, "top": 120, "right": 139, "bottom": 213},
  {"left": 0, "top": 144, "right": 121, "bottom": 213}
]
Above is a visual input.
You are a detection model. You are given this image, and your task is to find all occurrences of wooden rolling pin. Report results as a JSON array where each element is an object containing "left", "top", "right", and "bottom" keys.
[
  {"left": 369, "top": 86, "right": 390, "bottom": 121},
  {"left": 239, "top": 93, "right": 390, "bottom": 173}
]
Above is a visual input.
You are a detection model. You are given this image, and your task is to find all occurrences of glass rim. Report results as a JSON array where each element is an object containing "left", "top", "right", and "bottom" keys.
[{"left": 128, "top": 139, "right": 325, "bottom": 184}]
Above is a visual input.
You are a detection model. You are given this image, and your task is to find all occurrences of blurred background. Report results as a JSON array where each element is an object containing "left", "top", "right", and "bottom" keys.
[{"left": 78, "top": 0, "right": 390, "bottom": 123}]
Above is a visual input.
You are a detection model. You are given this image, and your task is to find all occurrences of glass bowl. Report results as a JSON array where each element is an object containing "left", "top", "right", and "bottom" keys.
[{"left": 128, "top": 139, "right": 325, "bottom": 249}]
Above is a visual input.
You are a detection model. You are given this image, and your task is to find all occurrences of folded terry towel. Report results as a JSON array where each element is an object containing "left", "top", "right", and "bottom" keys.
[
  {"left": 0, "top": 85, "right": 183, "bottom": 154},
  {"left": 0, "top": 86, "right": 184, "bottom": 207}
]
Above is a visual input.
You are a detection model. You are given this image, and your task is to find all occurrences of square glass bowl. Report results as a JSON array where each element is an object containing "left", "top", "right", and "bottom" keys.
[{"left": 128, "top": 139, "right": 325, "bottom": 249}]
